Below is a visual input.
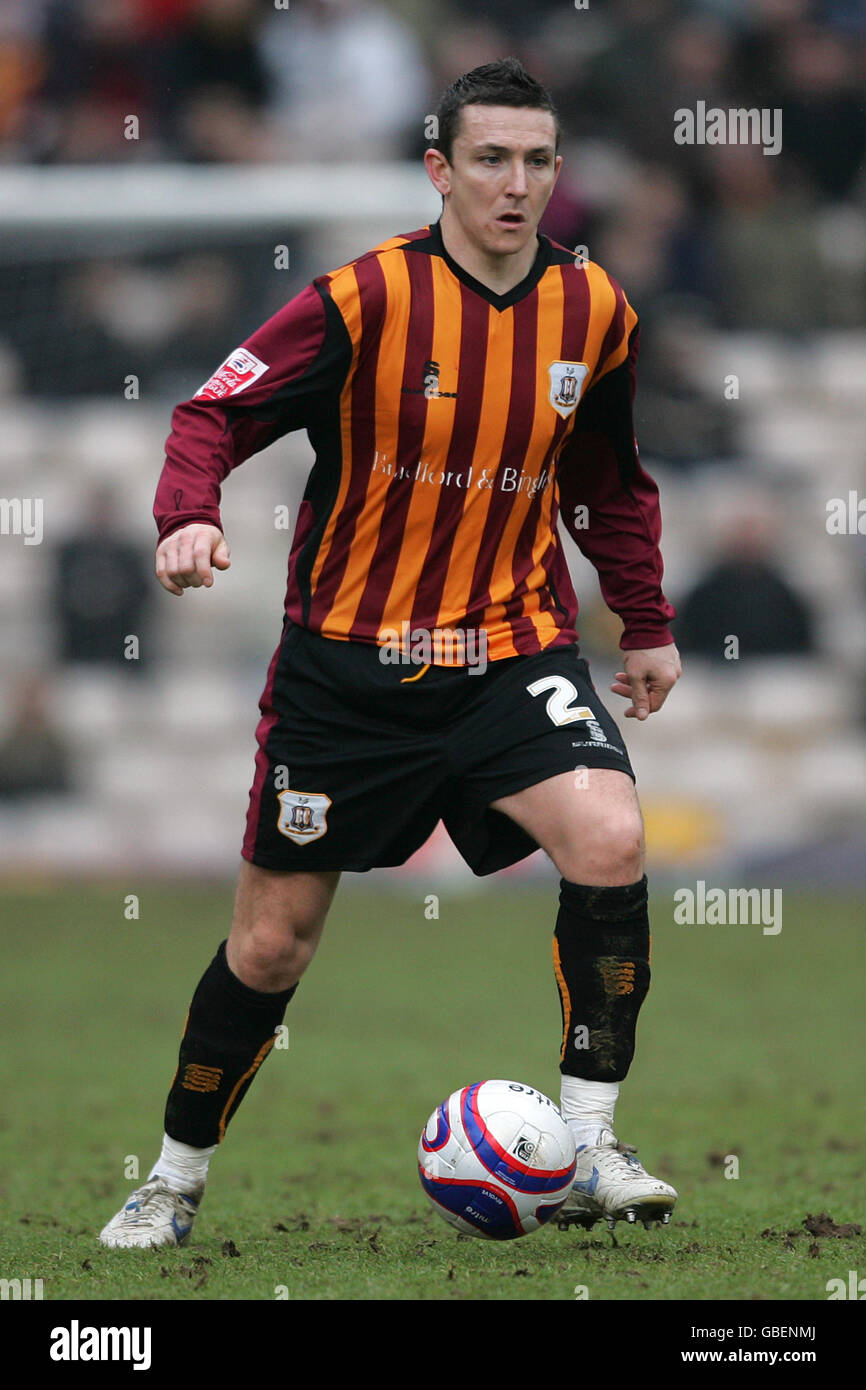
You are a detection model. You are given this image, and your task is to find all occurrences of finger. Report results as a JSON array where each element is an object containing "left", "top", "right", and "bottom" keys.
[
  {"left": 167, "top": 540, "right": 196, "bottom": 589},
  {"left": 629, "top": 675, "right": 650, "bottom": 721},
  {"left": 155, "top": 546, "right": 184, "bottom": 596},
  {"left": 175, "top": 533, "right": 204, "bottom": 586},
  {"left": 156, "top": 566, "right": 184, "bottom": 596},
  {"left": 212, "top": 538, "right": 232, "bottom": 570},
  {"left": 192, "top": 535, "right": 215, "bottom": 587},
  {"left": 170, "top": 540, "right": 201, "bottom": 590}
]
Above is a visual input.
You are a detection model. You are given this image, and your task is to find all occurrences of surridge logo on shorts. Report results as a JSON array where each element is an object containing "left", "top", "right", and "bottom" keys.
[
  {"left": 548, "top": 360, "right": 589, "bottom": 418},
  {"left": 276, "top": 790, "right": 332, "bottom": 845},
  {"left": 195, "top": 347, "right": 269, "bottom": 401}
]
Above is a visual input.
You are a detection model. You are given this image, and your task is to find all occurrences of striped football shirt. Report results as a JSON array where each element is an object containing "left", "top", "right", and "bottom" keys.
[{"left": 155, "top": 221, "right": 675, "bottom": 660}]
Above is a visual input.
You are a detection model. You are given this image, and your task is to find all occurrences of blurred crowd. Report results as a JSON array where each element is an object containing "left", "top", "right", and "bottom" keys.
[
  {"left": 0, "top": 0, "right": 863, "bottom": 181},
  {"left": 0, "top": 1, "right": 863, "bottom": 325},
  {"left": 1, "top": 0, "right": 864, "bottom": 405}
]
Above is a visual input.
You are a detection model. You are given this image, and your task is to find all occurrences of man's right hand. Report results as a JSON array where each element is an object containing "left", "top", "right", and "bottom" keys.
[{"left": 155, "top": 523, "right": 231, "bottom": 596}]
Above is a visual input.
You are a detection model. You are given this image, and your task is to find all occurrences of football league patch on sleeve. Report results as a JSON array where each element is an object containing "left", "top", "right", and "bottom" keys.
[{"left": 195, "top": 347, "right": 269, "bottom": 401}]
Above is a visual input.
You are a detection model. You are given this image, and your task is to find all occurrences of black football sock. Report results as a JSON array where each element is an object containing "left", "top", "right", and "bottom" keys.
[
  {"left": 552, "top": 876, "right": 651, "bottom": 1082},
  {"left": 164, "top": 940, "right": 296, "bottom": 1148}
]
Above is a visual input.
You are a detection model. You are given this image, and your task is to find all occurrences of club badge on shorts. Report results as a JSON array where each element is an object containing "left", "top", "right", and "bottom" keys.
[
  {"left": 548, "top": 360, "right": 589, "bottom": 419},
  {"left": 276, "top": 791, "right": 332, "bottom": 844}
]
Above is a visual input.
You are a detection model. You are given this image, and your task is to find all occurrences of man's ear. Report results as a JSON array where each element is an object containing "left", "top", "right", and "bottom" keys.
[{"left": 424, "top": 146, "right": 451, "bottom": 198}]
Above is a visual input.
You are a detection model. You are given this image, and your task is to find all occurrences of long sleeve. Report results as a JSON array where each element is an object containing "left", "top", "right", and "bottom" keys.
[
  {"left": 556, "top": 321, "right": 676, "bottom": 650},
  {"left": 154, "top": 280, "right": 352, "bottom": 542}
]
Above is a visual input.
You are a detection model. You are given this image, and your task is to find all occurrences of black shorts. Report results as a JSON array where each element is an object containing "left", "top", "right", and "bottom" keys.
[{"left": 242, "top": 622, "right": 634, "bottom": 876}]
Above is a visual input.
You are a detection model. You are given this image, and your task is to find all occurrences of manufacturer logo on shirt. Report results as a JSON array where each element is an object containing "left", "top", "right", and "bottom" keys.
[
  {"left": 195, "top": 347, "right": 269, "bottom": 401},
  {"left": 548, "top": 360, "right": 589, "bottom": 418},
  {"left": 401, "top": 359, "right": 458, "bottom": 399}
]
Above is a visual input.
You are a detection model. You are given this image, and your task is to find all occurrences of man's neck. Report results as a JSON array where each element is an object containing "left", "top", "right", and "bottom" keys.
[{"left": 438, "top": 213, "right": 540, "bottom": 296}]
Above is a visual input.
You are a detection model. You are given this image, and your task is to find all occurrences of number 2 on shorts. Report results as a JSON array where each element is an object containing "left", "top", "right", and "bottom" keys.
[{"left": 526, "top": 675, "right": 595, "bottom": 726}]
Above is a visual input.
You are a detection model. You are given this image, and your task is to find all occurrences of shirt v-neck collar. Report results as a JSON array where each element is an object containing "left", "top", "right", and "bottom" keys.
[{"left": 426, "top": 219, "right": 550, "bottom": 311}]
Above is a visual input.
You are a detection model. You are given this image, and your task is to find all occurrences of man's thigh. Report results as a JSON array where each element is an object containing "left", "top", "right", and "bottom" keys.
[
  {"left": 231, "top": 859, "right": 341, "bottom": 935},
  {"left": 440, "top": 646, "right": 639, "bottom": 878},
  {"left": 489, "top": 768, "right": 645, "bottom": 885}
]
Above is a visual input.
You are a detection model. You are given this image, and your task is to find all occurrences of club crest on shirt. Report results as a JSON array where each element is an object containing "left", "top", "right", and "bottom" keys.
[
  {"left": 276, "top": 791, "right": 332, "bottom": 845},
  {"left": 548, "top": 360, "right": 589, "bottom": 418}
]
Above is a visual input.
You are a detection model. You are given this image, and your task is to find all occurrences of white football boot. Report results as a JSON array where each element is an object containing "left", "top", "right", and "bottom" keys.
[
  {"left": 99, "top": 1177, "right": 203, "bottom": 1249},
  {"left": 558, "top": 1128, "right": 677, "bottom": 1232}
]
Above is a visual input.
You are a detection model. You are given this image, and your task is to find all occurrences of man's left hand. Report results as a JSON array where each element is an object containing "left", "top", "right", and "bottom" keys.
[{"left": 610, "top": 643, "right": 682, "bottom": 720}]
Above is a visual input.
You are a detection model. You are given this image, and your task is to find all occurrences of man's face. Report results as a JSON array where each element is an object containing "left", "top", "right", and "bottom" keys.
[{"left": 429, "top": 104, "right": 562, "bottom": 258}]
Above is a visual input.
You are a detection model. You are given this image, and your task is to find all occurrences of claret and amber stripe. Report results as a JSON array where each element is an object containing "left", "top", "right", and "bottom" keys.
[{"left": 293, "top": 226, "right": 633, "bottom": 661}]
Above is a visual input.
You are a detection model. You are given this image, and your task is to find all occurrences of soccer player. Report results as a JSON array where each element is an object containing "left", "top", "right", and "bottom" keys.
[{"left": 100, "top": 58, "right": 681, "bottom": 1248}]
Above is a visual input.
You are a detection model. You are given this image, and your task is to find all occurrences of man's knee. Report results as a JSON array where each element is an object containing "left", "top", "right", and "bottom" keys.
[
  {"left": 228, "top": 862, "right": 339, "bottom": 990},
  {"left": 231, "top": 923, "right": 311, "bottom": 987},
  {"left": 554, "top": 806, "right": 645, "bottom": 886}
]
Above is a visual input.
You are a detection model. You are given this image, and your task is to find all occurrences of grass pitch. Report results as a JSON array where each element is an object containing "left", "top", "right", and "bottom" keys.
[{"left": 0, "top": 880, "right": 862, "bottom": 1303}]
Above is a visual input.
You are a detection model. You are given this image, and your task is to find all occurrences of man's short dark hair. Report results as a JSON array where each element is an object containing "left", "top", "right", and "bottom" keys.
[{"left": 434, "top": 57, "right": 561, "bottom": 164}]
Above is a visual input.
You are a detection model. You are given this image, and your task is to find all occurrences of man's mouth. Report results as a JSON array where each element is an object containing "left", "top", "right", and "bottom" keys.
[{"left": 496, "top": 212, "right": 526, "bottom": 225}]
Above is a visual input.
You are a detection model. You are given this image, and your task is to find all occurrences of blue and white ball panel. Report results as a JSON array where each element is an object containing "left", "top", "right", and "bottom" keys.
[
  {"left": 417, "top": 1166, "right": 528, "bottom": 1240},
  {"left": 460, "top": 1082, "right": 575, "bottom": 1194},
  {"left": 418, "top": 1079, "right": 577, "bottom": 1240},
  {"left": 420, "top": 1101, "right": 451, "bottom": 1154}
]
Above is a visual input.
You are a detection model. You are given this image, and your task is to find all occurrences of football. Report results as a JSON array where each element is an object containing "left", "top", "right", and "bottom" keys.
[{"left": 418, "top": 1079, "right": 577, "bottom": 1240}]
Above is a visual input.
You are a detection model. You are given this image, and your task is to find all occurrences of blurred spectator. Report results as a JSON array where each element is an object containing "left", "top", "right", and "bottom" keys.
[
  {"left": 634, "top": 306, "right": 737, "bottom": 469},
  {"left": 16, "top": 251, "right": 244, "bottom": 397},
  {"left": 52, "top": 486, "right": 153, "bottom": 672},
  {"left": 36, "top": 0, "right": 163, "bottom": 162},
  {"left": 162, "top": 0, "right": 273, "bottom": 162},
  {"left": 674, "top": 508, "right": 817, "bottom": 660},
  {"left": 708, "top": 144, "right": 825, "bottom": 332},
  {"left": 0, "top": 674, "right": 73, "bottom": 799},
  {"left": 0, "top": 7, "right": 47, "bottom": 156},
  {"left": 448, "top": 0, "right": 562, "bottom": 43},
  {"left": 776, "top": 25, "right": 866, "bottom": 200},
  {"left": 593, "top": 164, "right": 715, "bottom": 313},
  {"left": 565, "top": 0, "right": 681, "bottom": 162},
  {"left": 262, "top": 0, "right": 430, "bottom": 161}
]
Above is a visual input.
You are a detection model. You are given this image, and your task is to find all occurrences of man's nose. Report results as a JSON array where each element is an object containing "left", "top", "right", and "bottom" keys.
[{"left": 504, "top": 159, "right": 528, "bottom": 195}]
